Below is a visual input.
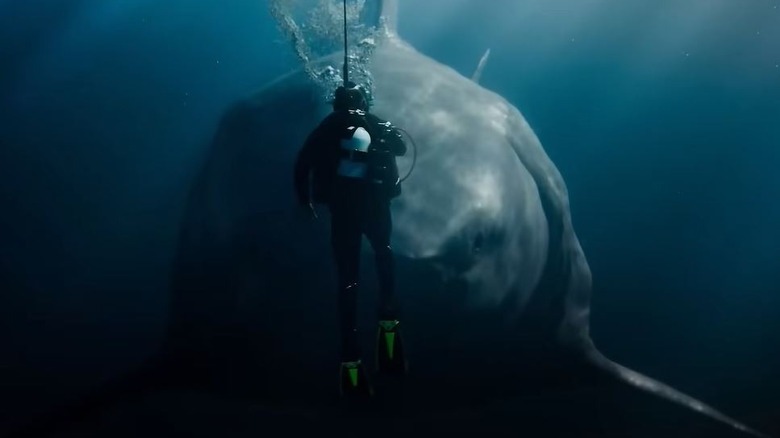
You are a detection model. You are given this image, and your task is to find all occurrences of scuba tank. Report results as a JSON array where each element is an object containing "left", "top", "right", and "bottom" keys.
[{"left": 337, "top": 108, "right": 403, "bottom": 199}]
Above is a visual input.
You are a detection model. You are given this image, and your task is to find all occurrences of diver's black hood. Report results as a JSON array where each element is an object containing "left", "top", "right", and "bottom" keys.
[{"left": 332, "top": 82, "right": 368, "bottom": 112}]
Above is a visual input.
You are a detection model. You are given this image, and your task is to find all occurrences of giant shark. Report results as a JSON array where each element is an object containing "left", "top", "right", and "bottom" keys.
[
  {"left": 157, "top": 0, "right": 764, "bottom": 435},
  {"left": 11, "top": 1, "right": 767, "bottom": 437}
]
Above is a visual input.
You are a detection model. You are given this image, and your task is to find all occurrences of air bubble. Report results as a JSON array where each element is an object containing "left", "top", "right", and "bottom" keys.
[{"left": 269, "top": 0, "right": 386, "bottom": 105}]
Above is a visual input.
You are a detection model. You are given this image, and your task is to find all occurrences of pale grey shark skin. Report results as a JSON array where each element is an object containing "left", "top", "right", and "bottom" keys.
[
  {"left": 376, "top": 39, "right": 551, "bottom": 317},
  {"left": 166, "top": 1, "right": 764, "bottom": 436}
]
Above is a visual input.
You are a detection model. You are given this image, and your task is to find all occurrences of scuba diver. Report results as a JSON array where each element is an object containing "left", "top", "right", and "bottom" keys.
[{"left": 293, "top": 82, "right": 409, "bottom": 397}]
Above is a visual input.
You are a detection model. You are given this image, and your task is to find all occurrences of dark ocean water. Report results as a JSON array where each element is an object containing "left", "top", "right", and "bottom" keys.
[{"left": 1, "top": 0, "right": 778, "bottom": 435}]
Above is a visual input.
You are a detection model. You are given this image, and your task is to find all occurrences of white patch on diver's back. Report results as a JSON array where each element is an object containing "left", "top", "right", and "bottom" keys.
[{"left": 338, "top": 126, "right": 372, "bottom": 178}]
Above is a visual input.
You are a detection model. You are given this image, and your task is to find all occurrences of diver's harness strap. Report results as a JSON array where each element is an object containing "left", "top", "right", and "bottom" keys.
[{"left": 339, "top": 148, "right": 370, "bottom": 162}]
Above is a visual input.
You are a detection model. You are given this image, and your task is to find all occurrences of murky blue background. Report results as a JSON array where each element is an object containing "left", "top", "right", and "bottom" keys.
[{"left": 1, "top": 0, "right": 778, "bottom": 432}]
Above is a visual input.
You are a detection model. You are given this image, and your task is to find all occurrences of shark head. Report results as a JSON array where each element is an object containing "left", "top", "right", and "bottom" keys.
[{"left": 370, "top": 38, "right": 550, "bottom": 311}]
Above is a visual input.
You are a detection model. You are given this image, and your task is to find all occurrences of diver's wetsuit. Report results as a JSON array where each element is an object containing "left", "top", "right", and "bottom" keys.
[
  {"left": 329, "top": 182, "right": 395, "bottom": 360},
  {"left": 294, "top": 102, "right": 406, "bottom": 362}
]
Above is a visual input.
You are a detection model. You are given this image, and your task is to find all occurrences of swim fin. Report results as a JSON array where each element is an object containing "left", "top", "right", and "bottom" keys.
[
  {"left": 339, "top": 360, "right": 373, "bottom": 398},
  {"left": 376, "top": 320, "right": 408, "bottom": 376}
]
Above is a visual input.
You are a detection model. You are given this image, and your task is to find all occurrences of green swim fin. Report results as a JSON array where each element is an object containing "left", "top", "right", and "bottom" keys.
[
  {"left": 339, "top": 360, "right": 373, "bottom": 398},
  {"left": 376, "top": 320, "right": 408, "bottom": 376}
]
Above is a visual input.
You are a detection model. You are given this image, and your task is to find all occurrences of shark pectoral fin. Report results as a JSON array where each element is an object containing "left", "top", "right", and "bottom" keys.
[
  {"left": 586, "top": 350, "right": 771, "bottom": 438},
  {"left": 471, "top": 48, "right": 491, "bottom": 83}
]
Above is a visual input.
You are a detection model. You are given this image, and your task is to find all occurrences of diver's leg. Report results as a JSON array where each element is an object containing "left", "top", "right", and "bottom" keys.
[
  {"left": 365, "top": 198, "right": 407, "bottom": 375},
  {"left": 365, "top": 199, "right": 397, "bottom": 320},
  {"left": 330, "top": 204, "right": 363, "bottom": 361}
]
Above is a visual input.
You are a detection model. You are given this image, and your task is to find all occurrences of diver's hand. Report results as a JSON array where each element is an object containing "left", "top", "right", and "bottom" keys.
[
  {"left": 308, "top": 203, "right": 319, "bottom": 220},
  {"left": 299, "top": 202, "right": 318, "bottom": 220}
]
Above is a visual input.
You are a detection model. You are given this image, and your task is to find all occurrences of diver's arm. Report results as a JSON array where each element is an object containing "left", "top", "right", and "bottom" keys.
[
  {"left": 293, "top": 129, "right": 318, "bottom": 205},
  {"left": 386, "top": 124, "right": 407, "bottom": 156},
  {"left": 371, "top": 115, "right": 407, "bottom": 156}
]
